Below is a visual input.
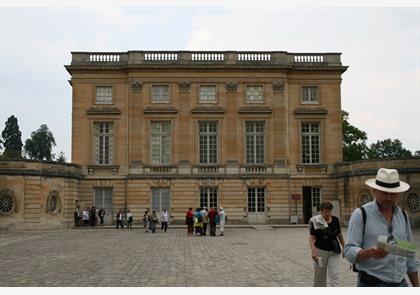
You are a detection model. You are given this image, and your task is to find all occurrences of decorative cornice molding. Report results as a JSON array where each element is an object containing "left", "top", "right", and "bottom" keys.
[{"left": 86, "top": 107, "right": 121, "bottom": 115}]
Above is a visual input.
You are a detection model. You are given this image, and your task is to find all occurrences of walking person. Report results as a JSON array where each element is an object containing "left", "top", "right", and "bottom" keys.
[
  {"left": 207, "top": 207, "right": 218, "bottom": 236},
  {"left": 82, "top": 207, "right": 90, "bottom": 226},
  {"left": 149, "top": 210, "right": 158, "bottom": 233},
  {"left": 193, "top": 208, "right": 203, "bottom": 236},
  {"left": 185, "top": 207, "right": 194, "bottom": 236},
  {"left": 344, "top": 168, "right": 419, "bottom": 287},
  {"left": 90, "top": 206, "right": 96, "bottom": 227},
  {"left": 201, "top": 207, "right": 209, "bottom": 236},
  {"left": 98, "top": 208, "right": 106, "bottom": 226},
  {"left": 142, "top": 210, "right": 150, "bottom": 233},
  {"left": 74, "top": 204, "right": 80, "bottom": 227},
  {"left": 127, "top": 209, "right": 133, "bottom": 230},
  {"left": 116, "top": 209, "right": 124, "bottom": 230},
  {"left": 161, "top": 208, "right": 170, "bottom": 232},
  {"left": 218, "top": 207, "right": 226, "bottom": 236},
  {"left": 308, "top": 201, "right": 345, "bottom": 287}
]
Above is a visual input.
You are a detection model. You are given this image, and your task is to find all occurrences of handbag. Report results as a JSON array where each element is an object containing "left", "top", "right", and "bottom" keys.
[{"left": 331, "top": 238, "right": 341, "bottom": 254}]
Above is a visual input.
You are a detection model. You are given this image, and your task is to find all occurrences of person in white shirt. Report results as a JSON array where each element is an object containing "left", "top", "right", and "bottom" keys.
[
  {"left": 218, "top": 207, "right": 226, "bottom": 236},
  {"left": 127, "top": 209, "right": 133, "bottom": 230},
  {"left": 160, "top": 208, "right": 170, "bottom": 232}
]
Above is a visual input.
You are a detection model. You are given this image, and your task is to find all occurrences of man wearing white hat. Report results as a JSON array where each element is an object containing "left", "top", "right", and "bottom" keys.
[{"left": 344, "top": 168, "right": 419, "bottom": 287}]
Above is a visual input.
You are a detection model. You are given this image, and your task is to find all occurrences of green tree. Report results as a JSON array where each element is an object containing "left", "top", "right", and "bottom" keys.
[
  {"left": 368, "top": 139, "right": 412, "bottom": 159},
  {"left": 342, "top": 110, "right": 369, "bottom": 161},
  {"left": 1, "top": 115, "right": 23, "bottom": 159},
  {"left": 24, "top": 124, "right": 56, "bottom": 161}
]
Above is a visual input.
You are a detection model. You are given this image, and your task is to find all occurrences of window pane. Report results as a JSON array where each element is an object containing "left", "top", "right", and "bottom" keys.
[
  {"left": 94, "top": 123, "right": 114, "bottom": 165},
  {"left": 199, "top": 122, "right": 218, "bottom": 164},
  {"left": 246, "top": 122, "right": 265, "bottom": 164},
  {"left": 151, "top": 122, "right": 171, "bottom": 164},
  {"left": 199, "top": 86, "right": 216, "bottom": 102},
  {"left": 152, "top": 85, "right": 170, "bottom": 102},
  {"left": 301, "top": 123, "right": 320, "bottom": 164},
  {"left": 246, "top": 85, "right": 263, "bottom": 102},
  {"left": 96, "top": 86, "right": 112, "bottom": 103},
  {"left": 302, "top": 86, "right": 318, "bottom": 102}
]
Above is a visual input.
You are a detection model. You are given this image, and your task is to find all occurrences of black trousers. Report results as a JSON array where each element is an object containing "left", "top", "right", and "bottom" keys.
[
  {"left": 209, "top": 222, "right": 216, "bottom": 236},
  {"left": 116, "top": 219, "right": 124, "bottom": 229}
]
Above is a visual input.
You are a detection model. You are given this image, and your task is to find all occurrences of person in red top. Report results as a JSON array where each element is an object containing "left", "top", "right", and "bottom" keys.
[
  {"left": 207, "top": 207, "right": 218, "bottom": 236},
  {"left": 185, "top": 207, "right": 194, "bottom": 235}
]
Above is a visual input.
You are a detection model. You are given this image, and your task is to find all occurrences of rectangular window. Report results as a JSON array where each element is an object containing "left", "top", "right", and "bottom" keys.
[
  {"left": 94, "top": 123, "right": 114, "bottom": 165},
  {"left": 301, "top": 122, "right": 320, "bottom": 164},
  {"left": 245, "top": 122, "right": 265, "bottom": 164},
  {"left": 245, "top": 85, "right": 263, "bottom": 103},
  {"left": 199, "top": 122, "right": 218, "bottom": 164},
  {"left": 302, "top": 86, "right": 318, "bottom": 103},
  {"left": 152, "top": 187, "right": 170, "bottom": 213},
  {"left": 151, "top": 122, "right": 171, "bottom": 164},
  {"left": 199, "top": 85, "right": 217, "bottom": 103},
  {"left": 96, "top": 86, "right": 112, "bottom": 104},
  {"left": 247, "top": 187, "right": 265, "bottom": 213},
  {"left": 152, "top": 85, "right": 170, "bottom": 102},
  {"left": 200, "top": 187, "right": 218, "bottom": 209}
]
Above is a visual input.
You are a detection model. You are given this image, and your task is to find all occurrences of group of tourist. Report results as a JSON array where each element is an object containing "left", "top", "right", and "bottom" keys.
[
  {"left": 185, "top": 206, "right": 226, "bottom": 236},
  {"left": 74, "top": 205, "right": 105, "bottom": 227}
]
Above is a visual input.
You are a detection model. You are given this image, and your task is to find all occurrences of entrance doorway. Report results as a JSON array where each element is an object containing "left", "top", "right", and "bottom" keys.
[
  {"left": 303, "top": 186, "right": 320, "bottom": 223},
  {"left": 94, "top": 188, "right": 113, "bottom": 225},
  {"left": 247, "top": 187, "right": 266, "bottom": 224}
]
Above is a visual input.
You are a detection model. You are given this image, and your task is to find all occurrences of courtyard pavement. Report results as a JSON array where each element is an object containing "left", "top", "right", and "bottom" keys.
[{"left": 0, "top": 225, "right": 419, "bottom": 288}]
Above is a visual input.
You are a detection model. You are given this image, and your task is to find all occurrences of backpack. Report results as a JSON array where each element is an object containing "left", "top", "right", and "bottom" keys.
[
  {"left": 197, "top": 213, "right": 203, "bottom": 223},
  {"left": 351, "top": 206, "right": 408, "bottom": 272}
]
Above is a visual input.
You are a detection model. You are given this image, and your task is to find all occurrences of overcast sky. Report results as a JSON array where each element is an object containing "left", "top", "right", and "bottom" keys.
[{"left": 0, "top": 1, "right": 419, "bottom": 162}]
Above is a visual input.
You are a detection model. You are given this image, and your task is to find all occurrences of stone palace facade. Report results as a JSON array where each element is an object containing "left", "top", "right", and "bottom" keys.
[{"left": 1, "top": 50, "right": 419, "bottom": 230}]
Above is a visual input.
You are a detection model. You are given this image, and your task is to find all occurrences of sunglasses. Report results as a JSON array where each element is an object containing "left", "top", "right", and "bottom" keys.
[{"left": 387, "top": 224, "right": 394, "bottom": 243}]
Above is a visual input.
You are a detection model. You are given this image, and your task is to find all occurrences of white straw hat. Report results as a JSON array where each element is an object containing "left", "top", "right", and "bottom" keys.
[{"left": 365, "top": 168, "right": 409, "bottom": 193}]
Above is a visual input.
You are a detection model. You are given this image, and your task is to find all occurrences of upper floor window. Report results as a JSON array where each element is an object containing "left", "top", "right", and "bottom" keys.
[
  {"left": 151, "top": 122, "right": 171, "bottom": 164},
  {"left": 199, "top": 85, "right": 217, "bottom": 103},
  {"left": 96, "top": 86, "right": 113, "bottom": 104},
  {"left": 301, "top": 122, "right": 320, "bottom": 164},
  {"left": 199, "top": 122, "right": 218, "bottom": 164},
  {"left": 152, "top": 85, "right": 170, "bottom": 103},
  {"left": 245, "top": 121, "right": 265, "bottom": 164},
  {"left": 94, "top": 122, "right": 114, "bottom": 165},
  {"left": 302, "top": 86, "right": 318, "bottom": 103},
  {"left": 245, "top": 85, "right": 263, "bottom": 103}
]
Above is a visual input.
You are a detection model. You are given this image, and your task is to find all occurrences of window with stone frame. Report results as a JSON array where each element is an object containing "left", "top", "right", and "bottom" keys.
[
  {"left": 199, "top": 122, "right": 218, "bottom": 164},
  {"left": 94, "top": 122, "right": 114, "bottom": 165},
  {"left": 245, "top": 85, "right": 263, "bottom": 103},
  {"left": 245, "top": 121, "right": 265, "bottom": 164},
  {"left": 301, "top": 122, "right": 320, "bottom": 164},
  {"left": 96, "top": 86, "right": 113, "bottom": 104},
  {"left": 151, "top": 121, "right": 171, "bottom": 164},
  {"left": 152, "top": 85, "right": 170, "bottom": 103},
  {"left": 301, "top": 86, "right": 318, "bottom": 103},
  {"left": 199, "top": 85, "right": 217, "bottom": 103}
]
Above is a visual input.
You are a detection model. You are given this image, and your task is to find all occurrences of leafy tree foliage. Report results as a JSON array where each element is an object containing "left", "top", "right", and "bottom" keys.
[
  {"left": 368, "top": 139, "right": 412, "bottom": 159},
  {"left": 342, "top": 110, "right": 369, "bottom": 161},
  {"left": 24, "top": 124, "right": 56, "bottom": 161},
  {"left": 1, "top": 115, "right": 23, "bottom": 159}
]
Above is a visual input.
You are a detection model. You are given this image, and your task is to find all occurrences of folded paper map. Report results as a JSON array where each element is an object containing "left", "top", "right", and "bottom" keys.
[{"left": 377, "top": 235, "right": 416, "bottom": 257}]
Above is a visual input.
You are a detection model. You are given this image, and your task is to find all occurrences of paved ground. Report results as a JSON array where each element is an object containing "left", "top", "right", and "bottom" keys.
[{"left": 0, "top": 225, "right": 419, "bottom": 287}]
